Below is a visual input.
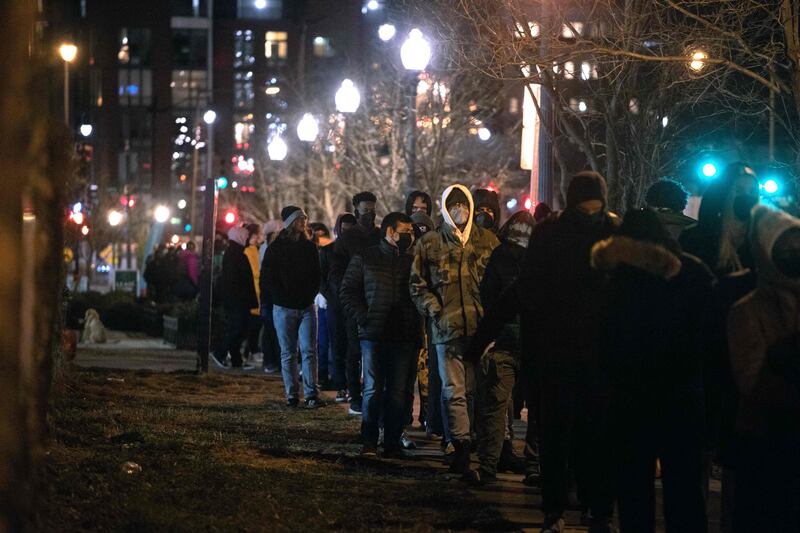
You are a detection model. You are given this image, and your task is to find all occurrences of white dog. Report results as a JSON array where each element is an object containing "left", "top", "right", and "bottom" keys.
[{"left": 82, "top": 308, "right": 107, "bottom": 344}]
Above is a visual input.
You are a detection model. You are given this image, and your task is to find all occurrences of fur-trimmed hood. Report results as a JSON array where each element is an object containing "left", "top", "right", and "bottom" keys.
[{"left": 591, "top": 236, "right": 682, "bottom": 280}]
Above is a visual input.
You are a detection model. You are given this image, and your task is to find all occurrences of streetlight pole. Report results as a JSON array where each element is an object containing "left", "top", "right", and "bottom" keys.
[
  {"left": 400, "top": 28, "right": 431, "bottom": 194},
  {"left": 59, "top": 43, "right": 77, "bottom": 126}
]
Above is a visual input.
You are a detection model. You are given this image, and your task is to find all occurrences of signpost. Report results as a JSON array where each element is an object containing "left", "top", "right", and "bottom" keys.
[{"left": 114, "top": 270, "right": 138, "bottom": 295}]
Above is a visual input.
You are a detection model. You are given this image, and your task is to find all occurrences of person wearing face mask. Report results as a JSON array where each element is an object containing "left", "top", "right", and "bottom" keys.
[
  {"left": 410, "top": 184, "right": 500, "bottom": 473},
  {"left": 340, "top": 212, "right": 422, "bottom": 457},
  {"left": 728, "top": 205, "right": 800, "bottom": 532},
  {"left": 212, "top": 226, "right": 258, "bottom": 370},
  {"left": 331, "top": 192, "right": 382, "bottom": 415},
  {"left": 473, "top": 188, "right": 501, "bottom": 233},
  {"left": 679, "top": 163, "right": 760, "bottom": 530},
  {"left": 262, "top": 206, "right": 323, "bottom": 408},
  {"left": 463, "top": 210, "right": 535, "bottom": 486},
  {"left": 480, "top": 171, "right": 619, "bottom": 533},
  {"left": 405, "top": 190, "right": 434, "bottom": 218},
  {"left": 320, "top": 213, "right": 357, "bottom": 402}
]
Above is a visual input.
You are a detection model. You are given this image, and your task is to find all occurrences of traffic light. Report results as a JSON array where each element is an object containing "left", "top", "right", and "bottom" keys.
[{"left": 223, "top": 209, "right": 237, "bottom": 225}]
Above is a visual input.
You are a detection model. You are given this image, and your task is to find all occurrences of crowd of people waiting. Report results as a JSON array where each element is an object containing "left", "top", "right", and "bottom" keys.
[{"left": 206, "top": 163, "right": 800, "bottom": 533}]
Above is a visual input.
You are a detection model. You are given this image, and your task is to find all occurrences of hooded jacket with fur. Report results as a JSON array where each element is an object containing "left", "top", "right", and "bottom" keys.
[
  {"left": 410, "top": 184, "right": 499, "bottom": 344},
  {"left": 592, "top": 235, "right": 715, "bottom": 388},
  {"left": 728, "top": 205, "right": 800, "bottom": 437}
]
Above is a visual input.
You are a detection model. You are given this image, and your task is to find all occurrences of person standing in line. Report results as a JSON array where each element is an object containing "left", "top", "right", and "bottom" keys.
[
  {"left": 211, "top": 226, "right": 257, "bottom": 370},
  {"left": 405, "top": 190, "right": 434, "bottom": 217},
  {"left": 340, "top": 212, "right": 422, "bottom": 457},
  {"left": 410, "top": 184, "right": 499, "bottom": 474},
  {"left": 331, "top": 192, "right": 381, "bottom": 416},
  {"left": 262, "top": 206, "right": 323, "bottom": 408},
  {"left": 321, "top": 213, "right": 357, "bottom": 402},
  {"left": 728, "top": 205, "right": 800, "bottom": 533},
  {"left": 645, "top": 178, "right": 696, "bottom": 240},
  {"left": 472, "top": 188, "right": 501, "bottom": 233},
  {"left": 243, "top": 223, "right": 263, "bottom": 364}
]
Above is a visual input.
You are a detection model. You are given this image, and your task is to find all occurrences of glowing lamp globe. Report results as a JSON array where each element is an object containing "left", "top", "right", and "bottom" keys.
[
  {"left": 335, "top": 79, "right": 361, "bottom": 113},
  {"left": 401, "top": 29, "right": 431, "bottom": 72}
]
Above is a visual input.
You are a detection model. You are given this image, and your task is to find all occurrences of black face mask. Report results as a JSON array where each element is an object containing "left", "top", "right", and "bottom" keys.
[
  {"left": 733, "top": 195, "right": 758, "bottom": 221},
  {"left": 359, "top": 211, "right": 376, "bottom": 228},
  {"left": 573, "top": 209, "right": 604, "bottom": 226},
  {"left": 775, "top": 254, "right": 800, "bottom": 278},
  {"left": 396, "top": 233, "right": 414, "bottom": 253},
  {"left": 475, "top": 212, "right": 494, "bottom": 230}
]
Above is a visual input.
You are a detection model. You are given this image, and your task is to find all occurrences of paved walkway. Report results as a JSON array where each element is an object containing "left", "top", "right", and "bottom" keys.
[{"left": 74, "top": 331, "right": 721, "bottom": 532}]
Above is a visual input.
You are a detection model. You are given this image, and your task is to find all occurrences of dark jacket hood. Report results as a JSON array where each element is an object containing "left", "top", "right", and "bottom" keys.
[
  {"left": 591, "top": 236, "right": 682, "bottom": 280},
  {"left": 405, "top": 191, "right": 433, "bottom": 217}
]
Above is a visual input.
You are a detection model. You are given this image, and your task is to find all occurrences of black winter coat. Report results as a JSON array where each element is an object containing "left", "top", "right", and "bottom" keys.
[
  {"left": 260, "top": 233, "right": 321, "bottom": 310},
  {"left": 592, "top": 236, "right": 716, "bottom": 389},
  {"left": 328, "top": 224, "right": 381, "bottom": 297},
  {"left": 221, "top": 242, "right": 258, "bottom": 310},
  {"left": 339, "top": 239, "right": 422, "bottom": 345},
  {"left": 319, "top": 242, "right": 336, "bottom": 302},
  {"left": 479, "top": 241, "right": 526, "bottom": 353}
]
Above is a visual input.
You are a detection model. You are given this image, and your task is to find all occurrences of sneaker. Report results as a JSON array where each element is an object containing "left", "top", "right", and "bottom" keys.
[
  {"left": 263, "top": 365, "right": 279, "bottom": 374},
  {"left": 400, "top": 431, "right": 417, "bottom": 450},
  {"left": 541, "top": 516, "right": 565, "bottom": 533},
  {"left": 360, "top": 444, "right": 378, "bottom": 457},
  {"left": 232, "top": 363, "right": 255, "bottom": 371},
  {"left": 304, "top": 397, "right": 326, "bottom": 409},
  {"left": 335, "top": 390, "right": 348, "bottom": 403},
  {"left": 210, "top": 353, "right": 229, "bottom": 368},
  {"left": 348, "top": 406, "right": 362, "bottom": 416},
  {"left": 462, "top": 468, "right": 497, "bottom": 486},
  {"left": 286, "top": 398, "right": 300, "bottom": 408}
]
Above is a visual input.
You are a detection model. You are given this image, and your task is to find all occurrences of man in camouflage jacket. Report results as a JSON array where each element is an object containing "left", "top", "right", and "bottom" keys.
[{"left": 410, "top": 184, "right": 499, "bottom": 473}]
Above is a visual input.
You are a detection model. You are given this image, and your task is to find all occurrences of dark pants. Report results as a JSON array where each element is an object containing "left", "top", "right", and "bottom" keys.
[
  {"left": 613, "top": 387, "right": 707, "bottom": 533},
  {"left": 734, "top": 435, "right": 800, "bottom": 533},
  {"left": 425, "top": 322, "right": 447, "bottom": 437},
  {"left": 215, "top": 305, "right": 250, "bottom": 367},
  {"left": 345, "top": 314, "right": 362, "bottom": 409},
  {"left": 327, "top": 299, "right": 348, "bottom": 390},
  {"left": 244, "top": 313, "right": 261, "bottom": 357},
  {"left": 538, "top": 376, "right": 614, "bottom": 520},
  {"left": 360, "top": 340, "right": 418, "bottom": 448},
  {"left": 317, "top": 306, "right": 331, "bottom": 382},
  {"left": 476, "top": 349, "right": 518, "bottom": 475},
  {"left": 260, "top": 303, "right": 281, "bottom": 370}
]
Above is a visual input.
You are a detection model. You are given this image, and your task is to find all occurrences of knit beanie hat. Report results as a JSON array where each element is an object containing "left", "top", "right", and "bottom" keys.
[
  {"left": 411, "top": 211, "right": 435, "bottom": 232},
  {"left": 445, "top": 187, "right": 469, "bottom": 209},
  {"left": 473, "top": 189, "right": 501, "bottom": 220},
  {"left": 566, "top": 171, "right": 607, "bottom": 209},
  {"left": 227, "top": 226, "right": 249, "bottom": 247},
  {"left": 281, "top": 205, "right": 307, "bottom": 228}
]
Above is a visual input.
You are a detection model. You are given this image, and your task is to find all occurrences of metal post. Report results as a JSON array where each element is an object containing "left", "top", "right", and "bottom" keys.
[
  {"left": 197, "top": 177, "right": 217, "bottom": 372},
  {"left": 63, "top": 61, "right": 70, "bottom": 126},
  {"left": 404, "top": 74, "right": 417, "bottom": 193},
  {"left": 769, "top": 86, "right": 775, "bottom": 162}
]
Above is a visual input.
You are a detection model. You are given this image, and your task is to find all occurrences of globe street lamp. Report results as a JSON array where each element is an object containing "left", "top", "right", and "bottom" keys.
[
  {"left": 378, "top": 23, "right": 396, "bottom": 42},
  {"left": 79, "top": 123, "right": 92, "bottom": 137},
  {"left": 154, "top": 205, "right": 171, "bottom": 224},
  {"left": 107, "top": 209, "right": 123, "bottom": 227},
  {"left": 296, "top": 113, "right": 319, "bottom": 142},
  {"left": 335, "top": 79, "right": 361, "bottom": 113},
  {"left": 59, "top": 43, "right": 78, "bottom": 126},
  {"left": 400, "top": 29, "right": 431, "bottom": 193},
  {"left": 688, "top": 50, "right": 707, "bottom": 73},
  {"left": 268, "top": 136, "right": 288, "bottom": 161}
]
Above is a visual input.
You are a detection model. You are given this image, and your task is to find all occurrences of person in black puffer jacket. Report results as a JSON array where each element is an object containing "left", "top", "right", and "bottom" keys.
[
  {"left": 261, "top": 206, "right": 323, "bottom": 408},
  {"left": 212, "top": 226, "right": 258, "bottom": 369},
  {"left": 593, "top": 208, "right": 714, "bottom": 533},
  {"left": 464, "top": 210, "right": 535, "bottom": 486},
  {"left": 340, "top": 212, "right": 423, "bottom": 457}
]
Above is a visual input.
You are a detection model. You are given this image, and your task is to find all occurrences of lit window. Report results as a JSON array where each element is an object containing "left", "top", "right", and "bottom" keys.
[
  {"left": 265, "top": 31, "right": 288, "bottom": 63},
  {"left": 234, "top": 30, "right": 255, "bottom": 69},
  {"left": 509, "top": 97, "right": 519, "bottom": 114},
  {"left": 581, "top": 62, "right": 591, "bottom": 80},
  {"left": 563, "top": 61, "right": 575, "bottom": 80},
  {"left": 234, "top": 71, "right": 254, "bottom": 109},
  {"left": 628, "top": 98, "right": 640, "bottom": 114},
  {"left": 171, "top": 70, "right": 207, "bottom": 108},
  {"left": 313, "top": 36, "right": 335, "bottom": 57},
  {"left": 234, "top": 114, "right": 255, "bottom": 150},
  {"left": 561, "top": 22, "right": 583, "bottom": 38}
]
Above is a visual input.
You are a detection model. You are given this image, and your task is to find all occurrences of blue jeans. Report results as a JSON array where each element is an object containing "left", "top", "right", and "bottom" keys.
[
  {"left": 361, "top": 340, "right": 418, "bottom": 448},
  {"left": 317, "top": 307, "right": 331, "bottom": 381},
  {"left": 273, "top": 304, "right": 319, "bottom": 400},
  {"left": 436, "top": 337, "right": 476, "bottom": 442}
]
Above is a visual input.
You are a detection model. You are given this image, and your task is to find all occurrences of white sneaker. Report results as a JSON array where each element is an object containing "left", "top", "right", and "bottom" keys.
[
  {"left": 211, "top": 354, "right": 229, "bottom": 368},
  {"left": 400, "top": 432, "right": 416, "bottom": 450}
]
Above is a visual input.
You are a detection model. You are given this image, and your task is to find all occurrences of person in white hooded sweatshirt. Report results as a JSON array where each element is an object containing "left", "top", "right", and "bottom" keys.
[{"left": 410, "top": 185, "right": 499, "bottom": 473}]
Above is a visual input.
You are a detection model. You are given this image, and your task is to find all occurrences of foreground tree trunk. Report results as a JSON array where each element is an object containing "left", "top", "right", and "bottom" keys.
[{"left": 0, "top": 1, "right": 70, "bottom": 529}]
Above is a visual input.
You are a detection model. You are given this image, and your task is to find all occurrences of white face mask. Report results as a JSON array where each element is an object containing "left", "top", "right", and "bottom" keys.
[{"left": 449, "top": 205, "right": 470, "bottom": 225}]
